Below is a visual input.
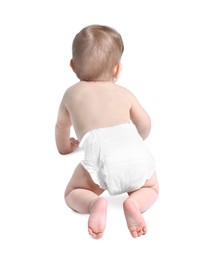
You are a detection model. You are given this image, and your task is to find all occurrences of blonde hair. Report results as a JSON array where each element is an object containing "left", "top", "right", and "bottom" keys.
[{"left": 72, "top": 24, "right": 124, "bottom": 81}]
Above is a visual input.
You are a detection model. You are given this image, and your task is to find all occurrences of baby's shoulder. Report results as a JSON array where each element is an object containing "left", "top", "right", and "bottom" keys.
[
  {"left": 115, "top": 84, "right": 136, "bottom": 99},
  {"left": 63, "top": 82, "right": 82, "bottom": 96}
]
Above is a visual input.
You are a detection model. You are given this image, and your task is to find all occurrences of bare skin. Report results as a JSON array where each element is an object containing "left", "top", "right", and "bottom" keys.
[
  {"left": 64, "top": 164, "right": 106, "bottom": 239},
  {"left": 56, "top": 63, "right": 159, "bottom": 238},
  {"left": 88, "top": 197, "right": 107, "bottom": 239},
  {"left": 123, "top": 199, "right": 147, "bottom": 237},
  {"left": 124, "top": 173, "right": 159, "bottom": 237}
]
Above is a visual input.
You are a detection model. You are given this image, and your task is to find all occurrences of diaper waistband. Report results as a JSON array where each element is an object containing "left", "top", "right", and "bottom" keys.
[{"left": 80, "top": 122, "right": 137, "bottom": 148}]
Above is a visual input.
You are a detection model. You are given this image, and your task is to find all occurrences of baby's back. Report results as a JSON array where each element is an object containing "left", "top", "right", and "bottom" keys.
[{"left": 64, "top": 81, "right": 132, "bottom": 140}]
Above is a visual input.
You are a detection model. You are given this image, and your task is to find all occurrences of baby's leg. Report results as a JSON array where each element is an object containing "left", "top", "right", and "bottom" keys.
[
  {"left": 123, "top": 172, "right": 159, "bottom": 238},
  {"left": 64, "top": 163, "right": 107, "bottom": 239}
]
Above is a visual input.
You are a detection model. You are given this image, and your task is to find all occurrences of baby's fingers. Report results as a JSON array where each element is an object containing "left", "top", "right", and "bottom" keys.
[{"left": 70, "top": 138, "right": 80, "bottom": 151}]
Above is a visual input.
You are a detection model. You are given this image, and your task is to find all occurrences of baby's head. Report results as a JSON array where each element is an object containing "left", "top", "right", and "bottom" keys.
[{"left": 71, "top": 24, "right": 124, "bottom": 81}]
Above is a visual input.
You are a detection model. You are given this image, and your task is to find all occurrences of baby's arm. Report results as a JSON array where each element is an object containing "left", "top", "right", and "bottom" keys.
[
  {"left": 129, "top": 92, "right": 151, "bottom": 140},
  {"left": 55, "top": 99, "right": 79, "bottom": 154}
]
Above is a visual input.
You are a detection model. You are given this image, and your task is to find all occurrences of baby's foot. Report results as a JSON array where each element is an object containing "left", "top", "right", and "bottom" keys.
[
  {"left": 123, "top": 199, "right": 147, "bottom": 238},
  {"left": 88, "top": 197, "right": 107, "bottom": 239}
]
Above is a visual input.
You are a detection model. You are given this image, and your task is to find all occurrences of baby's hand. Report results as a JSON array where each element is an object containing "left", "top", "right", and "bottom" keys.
[{"left": 69, "top": 137, "right": 79, "bottom": 153}]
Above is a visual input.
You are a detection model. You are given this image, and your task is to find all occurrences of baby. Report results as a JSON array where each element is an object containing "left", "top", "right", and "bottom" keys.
[{"left": 55, "top": 24, "right": 159, "bottom": 239}]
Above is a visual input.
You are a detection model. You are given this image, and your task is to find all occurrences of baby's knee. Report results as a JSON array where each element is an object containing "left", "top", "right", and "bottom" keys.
[
  {"left": 64, "top": 186, "right": 74, "bottom": 202},
  {"left": 152, "top": 182, "right": 159, "bottom": 196},
  {"left": 64, "top": 188, "right": 76, "bottom": 209},
  {"left": 144, "top": 171, "right": 159, "bottom": 194},
  {"left": 151, "top": 175, "right": 159, "bottom": 195}
]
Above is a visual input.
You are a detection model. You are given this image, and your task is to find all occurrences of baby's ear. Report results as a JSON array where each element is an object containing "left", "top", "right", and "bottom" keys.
[
  {"left": 113, "top": 63, "right": 122, "bottom": 79},
  {"left": 70, "top": 59, "right": 76, "bottom": 72}
]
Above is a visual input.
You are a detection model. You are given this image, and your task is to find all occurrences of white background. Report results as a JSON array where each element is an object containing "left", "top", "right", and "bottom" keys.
[{"left": 0, "top": 0, "right": 212, "bottom": 259}]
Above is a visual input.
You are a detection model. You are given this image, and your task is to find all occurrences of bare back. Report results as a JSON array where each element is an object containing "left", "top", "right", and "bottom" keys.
[{"left": 63, "top": 81, "right": 131, "bottom": 141}]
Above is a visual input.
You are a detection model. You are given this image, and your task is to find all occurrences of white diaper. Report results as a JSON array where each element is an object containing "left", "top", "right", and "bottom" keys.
[{"left": 80, "top": 123, "right": 156, "bottom": 195}]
